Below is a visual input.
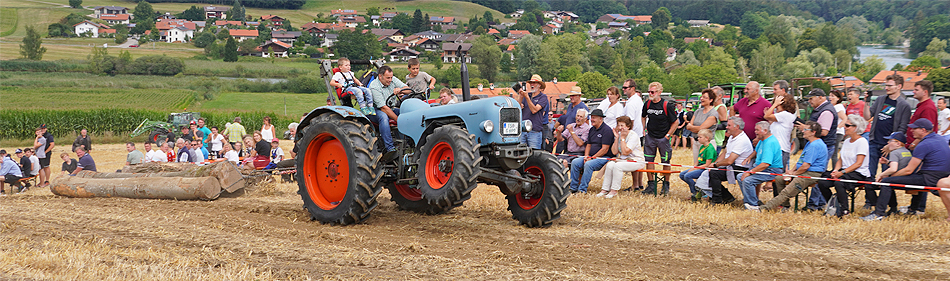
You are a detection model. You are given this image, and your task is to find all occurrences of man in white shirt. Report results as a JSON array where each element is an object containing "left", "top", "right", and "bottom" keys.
[
  {"left": 938, "top": 98, "right": 950, "bottom": 135},
  {"left": 622, "top": 79, "right": 645, "bottom": 191},
  {"left": 705, "top": 117, "right": 754, "bottom": 204}
]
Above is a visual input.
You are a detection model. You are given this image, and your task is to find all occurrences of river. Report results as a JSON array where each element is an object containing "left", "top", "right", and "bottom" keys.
[{"left": 857, "top": 45, "right": 914, "bottom": 70}]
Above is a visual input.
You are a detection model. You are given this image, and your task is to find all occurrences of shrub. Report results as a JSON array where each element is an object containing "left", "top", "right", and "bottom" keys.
[{"left": 126, "top": 55, "right": 185, "bottom": 75}]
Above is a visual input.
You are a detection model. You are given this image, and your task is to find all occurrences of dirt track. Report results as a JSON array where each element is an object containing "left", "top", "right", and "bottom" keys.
[{"left": 3, "top": 182, "right": 948, "bottom": 280}]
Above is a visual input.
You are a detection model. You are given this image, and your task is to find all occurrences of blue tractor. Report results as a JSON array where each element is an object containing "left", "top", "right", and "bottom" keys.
[{"left": 294, "top": 59, "right": 569, "bottom": 227}]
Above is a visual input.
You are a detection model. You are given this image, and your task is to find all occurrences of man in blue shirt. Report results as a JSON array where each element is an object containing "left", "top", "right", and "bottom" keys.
[
  {"left": 368, "top": 65, "right": 411, "bottom": 158},
  {"left": 516, "top": 74, "right": 549, "bottom": 150},
  {"left": 741, "top": 121, "right": 784, "bottom": 210},
  {"left": 569, "top": 109, "right": 614, "bottom": 193},
  {"left": 863, "top": 119, "right": 950, "bottom": 220},
  {"left": 761, "top": 121, "right": 827, "bottom": 211},
  {"left": 1, "top": 150, "right": 25, "bottom": 193}
]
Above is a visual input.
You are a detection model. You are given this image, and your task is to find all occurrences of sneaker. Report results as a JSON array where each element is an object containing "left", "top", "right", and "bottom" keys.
[
  {"left": 862, "top": 204, "right": 873, "bottom": 210},
  {"left": 860, "top": 213, "right": 884, "bottom": 221},
  {"left": 382, "top": 148, "right": 398, "bottom": 162},
  {"left": 897, "top": 206, "right": 910, "bottom": 214},
  {"left": 605, "top": 192, "right": 617, "bottom": 199},
  {"left": 691, "top": 192, "right": 703, "bottom": 202},
  {"left": 744, "top": 203, "right": 761, "bottom": 212},
  {"left": 595, "top": 191, "right": 609, "bottom": 197}
]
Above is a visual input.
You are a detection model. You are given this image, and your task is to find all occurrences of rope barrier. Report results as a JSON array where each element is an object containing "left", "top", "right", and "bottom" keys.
[{"left": 553, "top": 153, "right": 950, "bottom": 192}]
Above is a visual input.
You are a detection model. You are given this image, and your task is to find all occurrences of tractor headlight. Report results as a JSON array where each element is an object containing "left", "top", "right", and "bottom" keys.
[
  {"left": 522, "top": 120, "right": 532, "bottom": 132},
  {"left": 480, "top": 120, "right": 494, "bottom": 133}
]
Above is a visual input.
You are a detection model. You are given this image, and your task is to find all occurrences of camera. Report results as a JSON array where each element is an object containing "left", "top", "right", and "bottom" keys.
[{"left": 511, "top": 82, "right": 526, "bottom": 93}]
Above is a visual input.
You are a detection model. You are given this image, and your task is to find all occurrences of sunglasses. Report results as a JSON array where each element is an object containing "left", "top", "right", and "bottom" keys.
[
  {"left": 844, "top": 124, "right": 857, "bottom": 127},
  {"left": 648, "top": 90, "right": 660, "bottom": 94},
  {"left": 622, "top": 86, "right": 632, "bottom": 90}
]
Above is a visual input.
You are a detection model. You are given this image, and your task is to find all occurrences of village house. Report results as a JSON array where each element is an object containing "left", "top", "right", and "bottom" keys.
[
  {"left": 204, "top": 6, "right": 228, "bottom": 19},
  {"left": 73, "top": 20, "right": 111, "bottom": 38},
  {"left": 93, "top": 6, "right": 129, "bottom": 18},
  {"left": 509, "top": 9, "right": 524, "bottom": 19},
  {"left": 386, "top": 47, "right": 420, "bottom": 62},
  {"left": 339, "top": 16, "right": 366, "bottom": 28},
  {"left": 429, "top": 16, "right": 455, "bottom": 26},
  {"left": 164, "top": 25, "right": 195, "bottom": 43},
  {"left": 381, "top": 12, "right": 399, "bottom": 21},
  {"left": 213, "top": 20, "right": 244, "bottom": 28},
  {"left": 156, "top": 19, "right": 200, "bottom": 34},
  {"left": 403, "top": 35, "right": 440, "bottom": 51},
  {"left": 99, "top": 14, "right": 130, "bottom": 25},
  {"left": 870, "top": 70, "right": 929, "bottom": 91},
  {"left": 444, "top": 33, "right": 478, "bottom": 43},
  {"left": 261, "top": 15, "right": 284, "bottom": 29},
  {"left": 229, "top": 29, "right": 259, "bottom": 42},
  {"left": 255, "top": 39, "right": 292, "bottom": 58},
  {"left": 271, "top": 30, "right": 302, "bottom": 44},
  {"left": 322, "top": 33, "right": 339, "bottom": 48},
  {"left": 371, "top": 29, "right": 404, "bottom": 43},
  {"left": 541, "top": 24, "right": 560, "bottom": 35},
  {"left": 331, "top": 9, "right": 358, "bottom": 18},
  {"left": 688, "top": 20, "right": 710, "bottom": 27},
  {"left": 414, "top": 30, "right": 445, "bottom": 42},
  {"left": 596, "top": 14, "right": 652, "bottom": 26},
  {"left": 684, "top": 37, "right": 713, "bottom": 45},
  {"left": 507, "top": 30, "right": 530, "bottom": 39},
  {"left": 301, "top": 22, "right": 328, "bottom": 38},
  {"left": 442, "top": 42, "right": 472, "bottom": 63}
]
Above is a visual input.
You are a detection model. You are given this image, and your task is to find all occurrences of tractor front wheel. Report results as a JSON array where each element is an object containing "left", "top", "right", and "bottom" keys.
[
  {"left": 412, "top": 125, "right": 481, "bottom": 214},
  {"left": 507, "top": 151, "right": 569, "bottom": 228},
  {"left": 296, "top": 113, "right": 383, "bottom": 225}
]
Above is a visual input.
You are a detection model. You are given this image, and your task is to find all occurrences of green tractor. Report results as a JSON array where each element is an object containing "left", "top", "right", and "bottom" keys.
[{"left": 130, "top": 112, "right": 201, "bottom": 144}]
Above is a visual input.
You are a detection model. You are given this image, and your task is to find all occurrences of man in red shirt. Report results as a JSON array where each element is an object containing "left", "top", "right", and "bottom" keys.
[
  {"left": 905, "top": 80, "right": 937, "bottom": 149},
  {"left": 734, "top": 81, "right": 771, "bottom": 141}
]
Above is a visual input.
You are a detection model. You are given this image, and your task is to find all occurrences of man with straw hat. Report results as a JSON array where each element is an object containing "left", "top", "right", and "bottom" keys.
[{"left": 515, "top": 74, "right": 550, "bottom": 150}]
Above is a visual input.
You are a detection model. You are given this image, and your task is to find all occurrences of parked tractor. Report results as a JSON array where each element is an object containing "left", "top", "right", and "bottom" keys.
[
  {"left": 293, "top": 58, "right": 569, "bottom": 227},
  {"left": 130, "top": 112, "right": 201, "bottom": 144}
]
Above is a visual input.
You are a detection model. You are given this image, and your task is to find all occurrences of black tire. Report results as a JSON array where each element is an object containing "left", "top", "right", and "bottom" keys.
[
  {"left": 385, "top": 182, "right": 430, "bottom": 212},
  {"left": 412, "top": 125, "right": 481, "bottom": 214},
  {"left": 149, "top": 129, "right": 169, "bottom": 144},
  {"left": 296, "top": 113, "right": 383, "bottom": 225},
  {"left": 507, "top": 151, "right": 569, "bottom": 228}
]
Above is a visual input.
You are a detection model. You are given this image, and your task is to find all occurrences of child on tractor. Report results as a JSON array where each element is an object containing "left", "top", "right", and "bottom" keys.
[
  {"left": 405, "top": 58, "right": 436, "bottom": 99},
  {"left": 330, "top": 58, "right": 375, "bottom": 115}
]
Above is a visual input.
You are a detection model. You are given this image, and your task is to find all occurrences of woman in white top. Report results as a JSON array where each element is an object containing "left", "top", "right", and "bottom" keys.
[
  {"left": 817, "top": 114, "right": 869, "bottom": 217},
  {"left": 829, "top": 90, "right": 848, "bottom": 169},
  {"left": 207, "top": 126, "right": 225, "bottom": 159},
  {"left": 763, "top": 93, "right": 797, "bottom": 170},
  {"left": 598, "top": 116, "right": 646, "bottom": 198},
  {"left": 260, "top": 116, "right": 275, "bottom": 141},
  {"left": 596, "top": 86, "right": 625, "bottom": 129},
  {"left": 221, "top": 142, "right": 240, "bottom": 164}
]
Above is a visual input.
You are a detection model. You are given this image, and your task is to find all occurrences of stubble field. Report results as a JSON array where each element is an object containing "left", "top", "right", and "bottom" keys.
[{"left": 1, "top": 143, "right": 948, "bottom": 280}]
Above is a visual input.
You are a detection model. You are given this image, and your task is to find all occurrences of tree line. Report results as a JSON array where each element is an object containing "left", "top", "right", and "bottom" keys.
[{"left": 144, "top": 0, "right": 305, "bottom": 10}]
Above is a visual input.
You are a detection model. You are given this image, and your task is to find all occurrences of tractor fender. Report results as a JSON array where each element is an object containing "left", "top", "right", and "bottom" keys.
[{"left": 296, "top": 106, "right": 372, "bottom": 142}]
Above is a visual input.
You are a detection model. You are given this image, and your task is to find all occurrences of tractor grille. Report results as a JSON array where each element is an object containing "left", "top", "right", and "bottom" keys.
[{"left": 500, "top": 108, "right": 520, "bottom": 135}]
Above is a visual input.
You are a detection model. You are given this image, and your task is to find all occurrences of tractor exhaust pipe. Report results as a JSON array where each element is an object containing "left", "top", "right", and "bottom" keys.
[{"left": 459, "top": 45, "right": 470, "bottom": 101}]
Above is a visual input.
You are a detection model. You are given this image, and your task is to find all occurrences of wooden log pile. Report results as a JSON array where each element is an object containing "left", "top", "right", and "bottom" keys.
[{"left": 51, "top": 161, "right": 261, "bottom": 200}]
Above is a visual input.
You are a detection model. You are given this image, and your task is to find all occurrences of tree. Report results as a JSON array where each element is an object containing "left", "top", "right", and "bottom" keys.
[
  {"left": 576, "top": 71, "right": 612, "bottom": 99},
  {"left": 608, "top": 54, "right": 626, "bottom": 83},
  {"left": 256, "top": 24, "right": 271, "bottom": 42},
  {"left": 229, "top": 0, "right": 245, "bottom": 21},
  {"left": 919, "top": 38, "right": 950, "bottom": 65},
  {"left": 390, "top": 13, "right": 412, "bottom": 35},
  {"left": 857, "top": 55, "right": 885, "bottom": 82},
  {"left": 515, "top": 34, "right": 542, "bottom": 80},
  {"left": 19, "top": 26, "right": 46, "bottom": 60},
  {"left": 132, "top": 1, "right": 155, "bottom": 34},
  {"left": 177, "top": 6, "right": 205, "bottom": 21},
  {"left": 411, "top": 9, "right": 426, "bottom": 34},
  {"left": 469, "top": 35, "right": 501, "bottom": 82},
  {"left": 652, "top": 7, "right": 671, "bottom": 29},
  {"left": 366, "top": 7, "right": 380, "bottom": 16},
  {"left": 908, "top": 55, "right": 941, "bottom": 71},
  {"left": 749, "top": 42, "right": 785, "bottom": 84},
  {"left": 483, "top": 11, "right": 494, "bottom": 25},
  {"left": 223, "top": 37, "right": 238, "bottom": 62},
  {"left": 928, "top": 67, "right": 950, "bottom": 92},
  {"left": 536, "top": 44, "right": 560, "bottom": 80},
  {"left": 69, "top": 0, "right": 81, "bottom": 9},
  {"left": 237, "top": 39, "right": 257, "bottom": 55},
  {"left": 47, "top": 23, "right": 73, "bottom": 37},
  {"left": 717, "top": 25, "right": 738, "bottom": 42},
  {"left": 216, "top": 30, "right": 230, "bottom": 40},
  {"left": 193, "top": 32, "right": 216, "bottom": 48},
  {"left": 334, "top": 29, "right": 382, "bottom": 60},
  {"left": 739, "top": 11, "right": 768, "bottom": 39},
  {"left": 500, "top": 52, "right": 512, "bottom": 73}
]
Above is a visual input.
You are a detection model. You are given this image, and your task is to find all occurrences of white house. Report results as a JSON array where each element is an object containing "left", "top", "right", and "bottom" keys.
[
  {"left": 73, "top": 20, "right": 109, "bottom": 38},
  {"left": 165, "top": 25, "right": 195, "bottom": 43}
]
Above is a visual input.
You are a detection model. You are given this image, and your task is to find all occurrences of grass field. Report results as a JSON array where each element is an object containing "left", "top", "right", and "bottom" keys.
[
  {"left": 1, "top": 86, "right": 195, "bottom": 110},
  {"left": 0, "top": 8, "right": 18, "bottom": 37},
  {"left": 193, "top": 91, "right": 327, "bottom": 116},
  {"left": 0, "top": 41, "right": 203, "bottom": 60}
]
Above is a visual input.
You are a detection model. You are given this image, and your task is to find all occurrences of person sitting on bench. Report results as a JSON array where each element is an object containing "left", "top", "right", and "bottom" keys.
[
  {"left": 760, "top": 121, "right": 827, "bottom": 211},
  {"left": 704, "top": 117, "right": 754, "bottom": 205}
]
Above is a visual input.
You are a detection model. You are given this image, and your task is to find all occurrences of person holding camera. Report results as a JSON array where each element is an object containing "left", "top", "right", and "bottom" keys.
[{"left": 513, "top": 74, "right": 549, "bottom": 150}]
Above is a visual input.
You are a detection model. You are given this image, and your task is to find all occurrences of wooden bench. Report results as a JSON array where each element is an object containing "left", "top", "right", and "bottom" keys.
[{"left": 19, "top": 175, "right": 38, "bottom": 187}]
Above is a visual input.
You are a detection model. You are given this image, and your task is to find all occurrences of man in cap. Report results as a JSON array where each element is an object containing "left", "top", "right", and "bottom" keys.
[
  {"left": 569, "top": 108, "right": 614, "bottom": 193},
  {"left": 800, "top": 88, "right": 839, "bottom": 211},
  {"left": 554, "top": 85, "right": 588, "bottom": 154},
  {"left": 515, "top": 74, "right": 550, "bottom": 150},
  {"left": 862, "top": 119, "right": 950, "bottom": 220}
]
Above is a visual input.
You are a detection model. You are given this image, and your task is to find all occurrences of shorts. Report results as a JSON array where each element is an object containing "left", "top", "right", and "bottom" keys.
[
  {"left": 643, "top": 134, "right": 672, "bottom": 163},
  {"left": 674, "top": 127, "right": 683, "bottom": 136},
  {"left": 39, "top": 157, "right": 50, "bottom": 168}
]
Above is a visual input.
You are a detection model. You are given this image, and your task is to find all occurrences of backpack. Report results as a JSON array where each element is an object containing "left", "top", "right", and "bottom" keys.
[{"left": 646, "top": 99, "right": 670, "bottom": 117}]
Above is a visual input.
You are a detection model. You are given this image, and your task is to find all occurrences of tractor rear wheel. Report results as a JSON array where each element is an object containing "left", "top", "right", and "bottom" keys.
[
  {"left": 507, "top": 151, "right": 569, "bottom": 228},
  {"left": 149, "top": 129, "right": 169, "bottom": 144},
  {"left": 412, "top": 125, "right": 481, "bottom": 214},
  {"left": 296, "top": 113, "right": 383, "bottom": 225},
  {"left": 385, "top": 182, "right": 430, "bottom": 212}
]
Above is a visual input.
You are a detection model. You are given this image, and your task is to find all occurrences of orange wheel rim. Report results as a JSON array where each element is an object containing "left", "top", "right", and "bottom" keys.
[
  {"left": 517, "top": 166, "right": 544, "bottom": 209},
  {"left": 394, "top": 184, "right": 422, "bottom": 201},
  {"left": 303, "top": 133, "right": 350, "bottom": 210},
  {"left": 425, "top": 142, "right": 454, "bottom": 190}
]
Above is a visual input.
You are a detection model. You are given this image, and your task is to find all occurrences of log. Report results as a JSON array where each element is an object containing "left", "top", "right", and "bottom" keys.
[
  {"left": 74, "top": 170, "right": 195, "bottom": 178},
  {"left": 121, "top": 162, "right": 200, "bottom": 173},
  {"left": 51, "top": 176, "right": 222, "bottom": 200}
]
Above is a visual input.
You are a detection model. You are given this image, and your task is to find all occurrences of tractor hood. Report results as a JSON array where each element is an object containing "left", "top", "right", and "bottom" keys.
[{"left": 398, "top": 96, "right": 523, "bottom": 146}]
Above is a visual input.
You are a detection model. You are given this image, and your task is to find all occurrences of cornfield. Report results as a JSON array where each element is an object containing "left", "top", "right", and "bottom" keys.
[{"left": 0, "top": 110, "right": 296, "bottom": 140}]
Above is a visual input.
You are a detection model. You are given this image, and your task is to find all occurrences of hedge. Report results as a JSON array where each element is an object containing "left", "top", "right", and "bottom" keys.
[
  {"left": 0, "top": 60, "right": 88, "bottom": 72},
  {"left": 0, "top": 109, "right": 296, "bottom": 140}
]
